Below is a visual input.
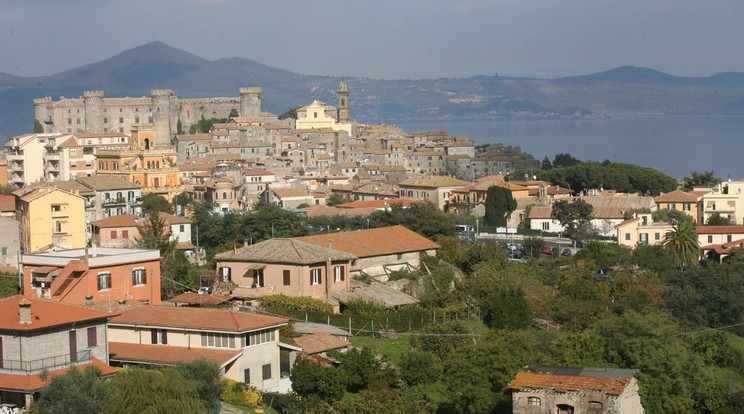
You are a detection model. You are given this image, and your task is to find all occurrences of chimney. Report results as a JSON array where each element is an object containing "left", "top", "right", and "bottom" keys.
[{"left": 19, "top": 299, "right": 32, "bottom": 324}]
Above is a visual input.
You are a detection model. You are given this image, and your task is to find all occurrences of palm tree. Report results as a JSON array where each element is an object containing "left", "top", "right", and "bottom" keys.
[{"left": 662, "top": 220, "right": 700, "bottom": 269}]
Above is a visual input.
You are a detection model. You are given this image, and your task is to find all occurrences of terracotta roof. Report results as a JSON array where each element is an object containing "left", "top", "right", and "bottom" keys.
[
  {"left": 654, "top": 189, "right": 700, "bottom": 203},
  {"left": 159, "top": 212, "right": 191, "bottom": 225},
  {"left": 91, "top": 214, "right": 139, "bottom": 228},
  {"left": 696, "top": 225, "right": 744, "bottom": 235},
  {"left": 168, "top": 292, "right": 233, "bottom": 306},
  {"left": 398, "top": 175, "right": 469, "bottom": 188},
  {"left": 109, "top": 342, "right": 241, "bottom": 368},
  {"left": 507, "top": 365, "right": 636, "bottom": 396},
  {"left": 273, "top": 188, "right": 311, "bottom": 198},
  {"left": 0, "top": 195, "right": 14, "bottom": 212},
  {"left": 243, "top": 168, "right": 275, "bottom": 176},
  {"left": 294, "top": 332, "right": 350, "bottom": 355},
  {"left": 0, "top": 358, "right": 116, "bottom": 392},
  {"left": 77, "top": 176, "right": 140, "bottom": 191},
  {"left": 215, "top": 238, "right": 356, "bottom": 264},
  {"left": 296, "top": 225, "right": 439, "bottom": 258},
  {"left": 109, "top": 305, "right": 287, "bottom": 332},
  {"left": 335, "top": 199, "right": 416, "bottom": 209},
  {"left": 0, "top": 295, "right": 114, "bottom": 332},
  {"left": 305, "top": 205, "right": 378, "bottom": 218}
]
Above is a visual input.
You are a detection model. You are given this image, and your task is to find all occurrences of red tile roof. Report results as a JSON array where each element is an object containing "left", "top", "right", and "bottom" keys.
[
  {"left": 0, "top": 195, "right": 14, "bottom": 212},
  {"left": 0, "top": 358, "right": 116, "bottom": 392},
  {"left": 159, "top": 212, "right": 191, "bottom": 225},
  {"left": 296, "top": 225, "right": 440, "bottom": 258},
  {"left": 0, "top": 295, "right": 114, "bottom": 332},
  {"left": 109, "top": 342, "right": 242, "bottom": 368},
  {"left": 335, "top": 199, "right": 417, "bottom": 209},
  {"left": 109, "top": 305, "right": 287, "bottom": 332},
  {"left": 507, "top": 365, "right": 635, "bottom": 396},
  {"left": 168, "top": 292, "right": 233, "bottom": 306},
  {"left": 294, "top": 332, "right": 350, "bottom": 355},
  {"left": 697, "top": 225, "right": 744, "bottom": 235},
  {"left": 91, "top": 214, "right": 139, "bottom": 228},
  {"left": 654, "top": 189, "right": 700, "bottom": 203}
]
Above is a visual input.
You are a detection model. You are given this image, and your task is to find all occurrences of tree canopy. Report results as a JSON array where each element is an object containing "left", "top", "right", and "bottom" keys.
[
  {"left": 483, "top": 186, "right": 517, "bottom": 227},
  {"left": 550, "top": 199, "right": 594, "bottom": 241}
]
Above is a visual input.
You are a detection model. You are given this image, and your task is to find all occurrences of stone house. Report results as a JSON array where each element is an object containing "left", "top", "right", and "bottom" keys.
[
  {"left": 107, "top": 306, "right": 288, "bottom": 392},
  {"left": 507, "top": 364, "right": 644, "bottom": 414},
  {"left": 0, "top": 295, "right": 117, "bottom": 409}
]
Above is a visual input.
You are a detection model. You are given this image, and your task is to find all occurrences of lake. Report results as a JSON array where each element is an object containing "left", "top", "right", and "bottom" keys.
[{"left": 395, "top": 116, "right": 744, "bottom": 180}]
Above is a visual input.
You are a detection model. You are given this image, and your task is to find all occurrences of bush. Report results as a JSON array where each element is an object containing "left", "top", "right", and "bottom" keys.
[
  {"left": 259, "top": 294, "right": 333, "bottom": 313},
  {"left": 220, "top": 379, "right": 262, "bottom": 408}
]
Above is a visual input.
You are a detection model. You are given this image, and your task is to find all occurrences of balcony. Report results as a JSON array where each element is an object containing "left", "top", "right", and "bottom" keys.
[
  {"left": 101, "top": 197, "right": 126, "bottom": 207},
  {"left": 0, "top": 349, "right": 91, "bottom": 374},
  {"left": 705, "top": 204, "right": 736, "bottom": 213}
]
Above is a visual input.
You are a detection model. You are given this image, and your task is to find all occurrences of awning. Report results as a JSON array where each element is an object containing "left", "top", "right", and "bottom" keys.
[
  {"left": 32, "top": 266, "right": 58, "bottom": 283},
  {"left": 246, "top": 264, "right": 266, "bottom": 270}
]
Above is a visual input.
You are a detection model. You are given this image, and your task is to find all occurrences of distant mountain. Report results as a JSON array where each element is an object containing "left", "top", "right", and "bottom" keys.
[{"left": 3, "top": 42, "right": 744, "bottom": 140}]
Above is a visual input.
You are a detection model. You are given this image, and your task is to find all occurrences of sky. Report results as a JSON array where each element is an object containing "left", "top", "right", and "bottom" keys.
[{"left": 2, "top": 0, "right": 743, "bottom": 80}]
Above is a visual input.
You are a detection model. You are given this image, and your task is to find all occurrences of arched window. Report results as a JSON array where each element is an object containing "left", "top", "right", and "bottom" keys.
[{"left": 223, "top": 192, "right": 227, "bottom": 199}]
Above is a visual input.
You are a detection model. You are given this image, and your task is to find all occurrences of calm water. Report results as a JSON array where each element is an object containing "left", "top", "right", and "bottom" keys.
[{"left": 395, "top": 116, "right": 744, "bottom": 180}]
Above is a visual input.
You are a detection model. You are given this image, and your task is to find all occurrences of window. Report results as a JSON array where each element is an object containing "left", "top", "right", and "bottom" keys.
[
  {"left": 334, "top": 266, "right": 344, "bottom": 282},
  {"left": 667, "top": 203, "right": 676, "bottom": 210},
  {"left": 655, "top": 232, "right": 660, "bottom": 240},
  {"left": 1, "top": 247, "right": 6, "bottom": 256},
  {"left": 542, "top": 222, "right": 549, "bottom": 231},
  {"left": 70, "top": 149, "right": 77, "bottom": 156},
  {"left": 103, "top": 117, "right": 108, "bottom": 124},
  {"left": 262, "top": 364, "right": 272, "bottom": 380},
  {"left": 625, "top": 233, "right": 631, "bottom": 241},
  {"left": 111, "top": 230, "right": 117, "bottom": 239},
  {"left": 528, "top": 397, "right": 541, "bottom": 406},
  {"left": 132, "top": 268, "right": 146, "bottom": 285},
  {"left": 119, "top": 117, "right": 124, "bottom": 124},
  {"left": 244, "top": 369, "right": 250, "bottom": 384},
  {"left": 728, "top": 235, "right": 733, "bottom": 242},
  {"left": 311, "top": 268, "right": 321, "bottom": 285},
  {"left": 97, "top": 273, "right": 111, "bottom": 291},
  {"left": 683, "top": 203, "right": 691, "bottom": 211},
  {"left": 243, "top": 329, "right": 275, "bottom": 347},
  {"left": 283, "top": 270, "right": 291, "bottom": 286},
  {"left": 179, "top": 224, "right": 184, "bottom": 232},
  {"left": 254, "top": 268, "right": 264, "bottom": 288},
  {"left": 122, "top": 230, "right": 129, "bottom": 238},
  {"left": 151, "top": 329, "right": 168, "bottom": 345},
  {"left": 87, "top": 327, "right": 97, "bottom": 348},
  {"left": 708, "top": 235, "right": 713, "bottom": 243},
  {"left": 219, "top": 267, "right": 231, "bottom": 282},
  {"left": 588, "top": 401, "right": 603, "bottom": 413},
  {"left": 201, "top": 332, "right": 235, "bottom": 348}
]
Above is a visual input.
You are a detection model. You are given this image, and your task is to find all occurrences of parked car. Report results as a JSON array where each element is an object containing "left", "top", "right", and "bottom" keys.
[
  {"left": 542, "top": 247, "right": 553, "bottom": 255},
  {"left": 198, "top": 287, "right": 212, "bottom": 295},
  {"left": 561, "top": 248, "right": 572, "bottom": 256}
]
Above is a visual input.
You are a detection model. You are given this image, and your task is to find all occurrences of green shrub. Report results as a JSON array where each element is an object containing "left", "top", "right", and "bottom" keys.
[
  {"left": 220, "top": 379, "right": 262, "bottom": 408},
  {"left": 259, "top": 294, "right": 333, "bottom": 313}
]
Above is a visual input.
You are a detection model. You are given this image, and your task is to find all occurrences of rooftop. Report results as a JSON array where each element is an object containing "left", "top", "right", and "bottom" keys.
[
  {"left": 507, "top": 364, "right": 637, "bottom": 396},
  {"left": 296, "top": 225, "right": 439, "bottom": 258},
  {"left": 109, "top": 305, "right": 287, "bottom": 332},
  {"left": 215, "top": 238, "right": 356, "bottom": 265},
  {"left": 0, "top": 295, "right": 114, "bottom": 332}
]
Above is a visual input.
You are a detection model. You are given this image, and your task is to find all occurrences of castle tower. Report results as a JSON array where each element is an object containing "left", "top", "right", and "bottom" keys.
[
  {"left": 151, "top": 89, "right": 175, "bottom": 147},
  {"left": 239, "top": 87, "right": 262, "bottom": 117},
  {"left": 33, "top": 97, "right": 53, "bottom": 133},
  {"left": 337, "top": 80, "right": 349, "bottom": 123},
  {"left": 83, "top": 90, "right": 105, "bottom": 133}
]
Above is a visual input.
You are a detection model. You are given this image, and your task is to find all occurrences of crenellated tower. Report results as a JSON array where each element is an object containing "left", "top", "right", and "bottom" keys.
[
  {"left": 83, "top": 90, "right": 105, "bottom": 132},
  {"left": 337, "top": 80, "right": 349, "bottom": 123},
  {"left": 33, "top": 97, "right": 53, "bottom": 133},
  {"left": 239, "top": 87, "right": 262, "bottom": 117}
]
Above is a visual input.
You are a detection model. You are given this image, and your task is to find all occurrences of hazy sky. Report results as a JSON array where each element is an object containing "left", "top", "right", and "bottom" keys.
[{"left": 2, "top": 0, "right": 742, "bottom": 79}]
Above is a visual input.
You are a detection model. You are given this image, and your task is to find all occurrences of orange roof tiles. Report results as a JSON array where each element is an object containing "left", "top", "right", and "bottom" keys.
[
  {"left": 654, "top": 189, "right": 700, "bottom": 203},
  {"left": 296, "top": 225, "right": 439, "bottom": 258},
  {"left": 91, "top": 214, "right": 139, "bottom": 228},
  {"left": 507, "top": 365, "right": 635, "bottom": 396},
  {"left": 294, "top": 332, "right": 350, "bottom": 355},
  {"left": 0, "top": 195, "right": 14, "bottom": 212},
  {"left": 109, "top": 305, "right": 287, "bottom": 332},
  {"left": 109, "top": 342, "right": 242, "bottom": 368},
  {"left": 697, "top": 225, "right": 744, "bottom": 235},
  {"left": 335, "top": 199, "right": 416, "bottom": 209},
  {"left": 168, "top": 292, "right": 233, "bottom": 306},
  {"left": 0, "top": 358, "right": 116, "bottom": 392},
  {"left": 0, "top": 295, "right": 114, "bottom": 332}
]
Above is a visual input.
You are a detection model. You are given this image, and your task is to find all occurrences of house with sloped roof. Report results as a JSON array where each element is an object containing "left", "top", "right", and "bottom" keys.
[
  {"left": 398, "top": 175, "right": 469, "bottom": 210},
  {"left": 296, "top": 225, "right": 440, "bottom": 280},
  {"left": 654, "top": 189, "right": 702, "bottom": 224},
  {"left": 507, "top": 364, "right": 644, "bottom": 414},
  {"left": 0, "top": 295, "right": 118, "bottom": 409},
  {"left": 213, "top": 238, "right": 355, "bottom": 307},
  {"left": 107, "top": 305, "right": 288, "bottom": 391},
  {"left": 529, "top": 205, "right": 626, "bottom": 238},
  {"left": 614, "top": 213, "right": 674, "bottom": 247}
]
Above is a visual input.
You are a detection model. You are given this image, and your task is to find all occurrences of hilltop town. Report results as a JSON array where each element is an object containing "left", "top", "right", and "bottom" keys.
[{"left": 1, "top": 82, "right": 744, "bottom": 413}]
